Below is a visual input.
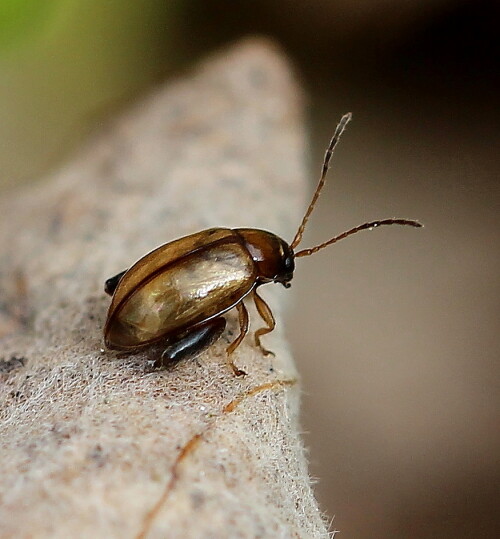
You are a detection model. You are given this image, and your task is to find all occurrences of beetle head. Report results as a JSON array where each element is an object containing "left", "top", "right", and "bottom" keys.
[{"left": 235, "top": 228, "right": 295, "bottom": 288}]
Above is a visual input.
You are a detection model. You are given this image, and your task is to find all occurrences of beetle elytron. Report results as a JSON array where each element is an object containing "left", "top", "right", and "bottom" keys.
[{"left": 104, "top": 113, "right": 421, "bottom": 375}]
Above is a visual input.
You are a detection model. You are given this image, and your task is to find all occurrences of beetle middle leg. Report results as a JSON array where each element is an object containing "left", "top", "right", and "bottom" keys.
[
  {"left": 252, "top": 288, "right": 276, "bottom": 357},
  {"left": 226, "top": 302, "right": 249, "bottom": 376},
  {"left": 155, "top": 317, "right": 227, "bottom": 369}
]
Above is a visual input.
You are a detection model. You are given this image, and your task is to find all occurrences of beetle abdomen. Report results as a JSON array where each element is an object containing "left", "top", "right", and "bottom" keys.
[{"left": 104, "top": 236, "right": 256, "bottom": 349}]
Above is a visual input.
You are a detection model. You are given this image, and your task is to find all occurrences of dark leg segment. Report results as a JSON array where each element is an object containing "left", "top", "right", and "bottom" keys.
[
  {"left": 157, "top": 317, "right": 226, "bottom": 368},
  {"left": 104, "top": 269, "right": 128, "bottom": 296},
  {"left": 253, "top": 288, "right": 276, "bottom": 357},
  {"left": 226, "top": 302, "right": 249, "bottom": 376}
]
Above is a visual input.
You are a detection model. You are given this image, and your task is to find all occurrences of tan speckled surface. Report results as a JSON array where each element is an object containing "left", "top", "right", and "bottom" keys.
[{"left": 0, "top": 40, "right": 329, "bottom": 538}]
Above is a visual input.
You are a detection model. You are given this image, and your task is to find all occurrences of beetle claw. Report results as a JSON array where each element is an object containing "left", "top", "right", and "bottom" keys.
[{"left": 229, "top": 362, "right": 247, "bottom": 377}]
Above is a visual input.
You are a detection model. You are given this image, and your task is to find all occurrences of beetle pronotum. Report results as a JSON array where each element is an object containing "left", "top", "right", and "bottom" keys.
[{"left": 104, "top": 113, "right": 421, "bottom": 375}]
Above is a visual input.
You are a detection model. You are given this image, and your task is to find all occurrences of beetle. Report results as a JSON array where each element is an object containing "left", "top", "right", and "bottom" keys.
[{"left": 104, "top": 113, "right": 422, "bottom": 375}]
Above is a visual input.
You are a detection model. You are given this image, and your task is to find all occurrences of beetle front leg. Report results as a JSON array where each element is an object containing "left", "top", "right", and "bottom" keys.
[
  {"left": 104, "top": 269, "right": 128, "bottom": 296},
  {"left": 155, "top": 317, "right": 226, "bottom": 369},
  {"left": 226, "top": 302, "right": 249, "bottom": 376},
  {"left": 252, "top": 288, "right": 276, "bottom": 357}
]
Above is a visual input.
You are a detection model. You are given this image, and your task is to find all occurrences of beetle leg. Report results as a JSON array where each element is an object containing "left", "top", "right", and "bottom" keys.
[
  {"left": 226, "top": 302, "right": 249, "bottom": 376},
  {"left": 104, "top": 269, "right": 128, "bottom": 296},
  {"left": 252, "top": 288, "right": 276, "bottom": 357},
  {"left": 156, "top": 317, "right": 226, "bottom": 369}
]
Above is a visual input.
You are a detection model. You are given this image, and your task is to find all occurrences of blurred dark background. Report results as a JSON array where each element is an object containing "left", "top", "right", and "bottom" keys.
[{"left": 1, "top": 1, "right": 498, "bottom": 537}]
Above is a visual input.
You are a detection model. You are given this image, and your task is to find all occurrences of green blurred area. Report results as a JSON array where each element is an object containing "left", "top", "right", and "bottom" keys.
[
  {"left": 0, "top": 0, "right": 178, "bottom": 188},
  {"left": 0, "top": 0, "right": 59, "bottom": 49}
]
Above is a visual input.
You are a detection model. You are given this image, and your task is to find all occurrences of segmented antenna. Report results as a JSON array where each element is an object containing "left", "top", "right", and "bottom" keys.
[
  {"left": 295, "top": 219, "right": 422, "bottom": 258},
  {"left": 290, "top": 112, "right": 352, "bottom": 250}
]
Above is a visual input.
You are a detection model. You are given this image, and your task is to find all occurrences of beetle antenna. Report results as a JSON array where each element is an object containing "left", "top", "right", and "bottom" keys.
[
  {"left": 290, "top": 112, "right": 352, "bottom": 250},
  {"left": 294, "top": 218, "right": 423, "bottom": 258}
]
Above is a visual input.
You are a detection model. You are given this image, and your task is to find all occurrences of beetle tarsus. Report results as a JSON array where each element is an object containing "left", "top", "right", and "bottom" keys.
[
  {"left": 253, "top": 289, "right": 276, "bottom": 357},
  {"left": 228, "top": 361, "right": 247, "bottom": 377},
  {"left": 226, "top": 302, "right": 249, "bottom": 356},
  {"left": 225, "top": 302, "right": 250, "bottom": 376}
]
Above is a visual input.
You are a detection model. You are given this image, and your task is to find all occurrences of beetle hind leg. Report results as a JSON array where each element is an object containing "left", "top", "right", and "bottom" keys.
[
  {"left": 156, "top": 317, "right": 227, "bottom": 369},
  {"left": 226, "top": 302, "right": 249, "bottom": 376},
  {"left": 252, "top": 288, "right": 276, "bottom": 357},
  {"left": 104, "top": 269, "right": 128, "bottom": 296}
]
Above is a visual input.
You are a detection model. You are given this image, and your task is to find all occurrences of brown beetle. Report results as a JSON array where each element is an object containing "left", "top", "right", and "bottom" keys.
[{"left": 104, "top": 113, "right": 421, "bottom": 375}]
